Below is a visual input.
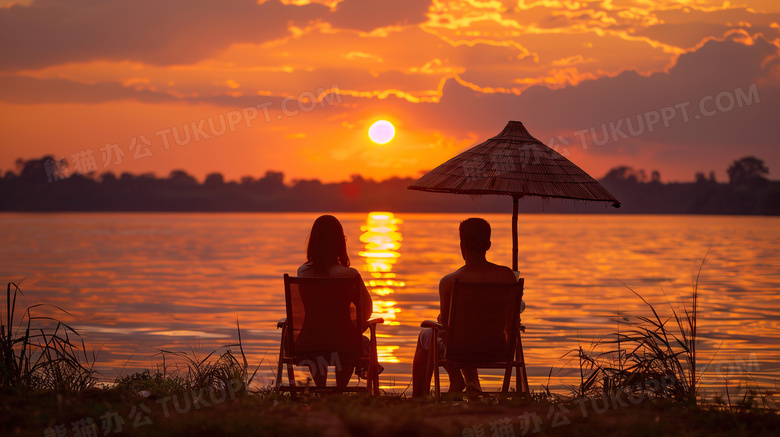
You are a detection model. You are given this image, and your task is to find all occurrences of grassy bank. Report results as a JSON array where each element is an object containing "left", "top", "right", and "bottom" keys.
[
  {"left": 4, "top": 387, "right": 780, "bottom": 437},
  {"left": 2, "top": 279, "right": 778, "bottom": 436}
]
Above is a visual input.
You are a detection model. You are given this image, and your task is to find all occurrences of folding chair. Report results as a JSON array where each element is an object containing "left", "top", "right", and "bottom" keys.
[
  {"left": 421, "top": 278, "right": 528, "bottom": 400},
  {"left": 276, "top": 274, "right": 383, "bottom": 396}
]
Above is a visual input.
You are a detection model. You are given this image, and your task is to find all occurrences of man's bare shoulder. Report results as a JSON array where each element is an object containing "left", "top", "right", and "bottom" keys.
[
  {"left": 490, "top": 262, "right": 518, "bottom": 283},
  {"left": 440, "top": 267, "right": 464, "bottom": 286},
  {"left": 447, "top": 262, "right": 516, "bottom": 283}
]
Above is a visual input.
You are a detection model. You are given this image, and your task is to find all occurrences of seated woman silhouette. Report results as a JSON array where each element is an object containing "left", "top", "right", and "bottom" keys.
[{"left": 297, "top": 215, "right": 374, "bottom": 388}]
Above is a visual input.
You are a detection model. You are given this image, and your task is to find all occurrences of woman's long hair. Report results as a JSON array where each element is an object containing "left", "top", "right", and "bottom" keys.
[{"left": 305, "top": 215, "right": 350, "bottom": 276}]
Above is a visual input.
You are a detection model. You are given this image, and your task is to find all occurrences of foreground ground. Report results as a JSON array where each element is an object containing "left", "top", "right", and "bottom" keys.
[{"left": 3, "top": 388, "right": 779, "bottom": 437}]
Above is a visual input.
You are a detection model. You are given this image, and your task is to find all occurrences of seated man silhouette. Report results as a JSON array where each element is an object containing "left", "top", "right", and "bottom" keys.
[{"left": 412, "top": 217, "right": 517, "bottom": 398}]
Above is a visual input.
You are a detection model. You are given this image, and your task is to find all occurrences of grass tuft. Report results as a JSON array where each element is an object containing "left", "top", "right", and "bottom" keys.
[
  {"left": 0, "top": 281, "right": 97, "bottom": 395},
  {"left": 562, "top": 255, "right": 708, "bottom": 404},
  {"left": 116, "top": 314, "right": 265, "bottom": 398}
]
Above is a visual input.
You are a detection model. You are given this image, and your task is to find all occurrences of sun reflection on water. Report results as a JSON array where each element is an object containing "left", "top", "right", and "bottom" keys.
[
  {"left": 3, "top": 213, "right": 779, "bottom": 394},
  {"left": 359, "top": 212, "right": 404, "bottom": 363}
]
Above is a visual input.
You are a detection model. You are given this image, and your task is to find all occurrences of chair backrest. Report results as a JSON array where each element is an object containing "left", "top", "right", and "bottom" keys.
[
  {"left": 444, "top": 278, "right": 525, "bottom": 363},
  {"left": 283, "top": 274, "right": 365, "bottom": 362}
]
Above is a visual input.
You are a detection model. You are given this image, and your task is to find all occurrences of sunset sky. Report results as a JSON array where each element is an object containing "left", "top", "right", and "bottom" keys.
[{"left": 1, "top": 0, "right": 778, "bottom": 184}]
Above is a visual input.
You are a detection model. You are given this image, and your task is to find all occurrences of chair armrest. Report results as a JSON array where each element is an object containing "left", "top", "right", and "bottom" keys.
[
  {"left": 277, "top": 318, "right": 287, "bottom": 329},
  {"left": 362, "top": 318, "right": 384, "bottom": 330},
  {"left": 421, "top": 320, "right": 443, "bottom": 329}
]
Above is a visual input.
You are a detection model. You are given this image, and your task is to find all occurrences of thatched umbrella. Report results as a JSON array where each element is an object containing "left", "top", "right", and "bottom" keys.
[{"left": 408, "top": 120, "right": 620, "bottom": 271}]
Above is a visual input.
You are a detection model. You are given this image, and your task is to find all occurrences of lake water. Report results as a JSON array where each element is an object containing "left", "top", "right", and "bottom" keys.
[{"left": 1, "top": 212, "right": 778, "bottom": 396}]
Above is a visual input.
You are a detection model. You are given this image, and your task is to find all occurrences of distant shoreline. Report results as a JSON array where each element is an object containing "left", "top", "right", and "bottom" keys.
[{"left": 4, "top": 156, "right": 778, "bottom": 215}]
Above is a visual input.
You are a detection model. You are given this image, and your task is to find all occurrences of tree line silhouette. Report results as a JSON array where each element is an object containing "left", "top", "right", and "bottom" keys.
[{"left": 1, "top": 156, "right": 777, "bottom": 214}]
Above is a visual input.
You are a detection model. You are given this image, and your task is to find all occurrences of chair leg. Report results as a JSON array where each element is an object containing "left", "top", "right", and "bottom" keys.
[
  {"left": 287, "top": 363, "right": 296, "bottom": 386},
  {"left": 367, "top": 362, "right": 378, "bottom": 396},
  {"left": 277, "top": 325, "right": 289, "bottom": 393},
  {"left": 276, "top": 358, "right": 284, "bottom": 392},
  {"left": 431, "top": 330, "right": 440, "bottom": 401},
  {"left": 278, "top": 325, "right": 300, "bottom": 399},
  {"left": 366, "top": 356, "right": 375, "bottom": 396},
  {"left": 368, "top": 324, "right": 380, "bottom": 396},
  {"left": 433, "top": 365, "right": 440, "bottom": 401},
  {"left": 287, "top": 364, "right": 298, "bottom": 399},
  {"left": 370, "top": 361, "right": 380, "bottom": 396},
  {"left": 276, "top": 342, "right": 284, "bottom": 392},
  {"left": 502, "top": 365, "right": 512, "bottom": 394},
  {"left": 516, "top": 334, "right": 529, "bottom": 394}
]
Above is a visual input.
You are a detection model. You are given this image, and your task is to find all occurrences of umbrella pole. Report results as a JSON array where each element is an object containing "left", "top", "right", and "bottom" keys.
[{"left": 512, "top": 195, "right": 519, "bottom": 272}]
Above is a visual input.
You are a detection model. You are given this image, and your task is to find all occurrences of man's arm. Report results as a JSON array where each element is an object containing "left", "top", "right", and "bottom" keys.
[{"left": 500, "top": 265, "right": 518, "bottom": 283}]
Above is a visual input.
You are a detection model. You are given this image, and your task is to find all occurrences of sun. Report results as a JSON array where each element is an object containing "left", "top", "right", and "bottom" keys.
[{"left": 368, "top": 120, "right": 395, "bottom": 144}]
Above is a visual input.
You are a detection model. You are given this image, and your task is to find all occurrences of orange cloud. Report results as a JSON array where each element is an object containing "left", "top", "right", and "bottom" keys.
[{"left": 1, "top": 0, "right": 778, "bottom": 184}]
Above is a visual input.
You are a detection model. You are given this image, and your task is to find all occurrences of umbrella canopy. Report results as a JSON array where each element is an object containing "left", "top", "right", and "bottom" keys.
[
  {"left": 408, "top": 120, "right": 620, "bottom": 270},
  {"left": 409, "top": 121, "right": 620, "bottom": 204}
]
